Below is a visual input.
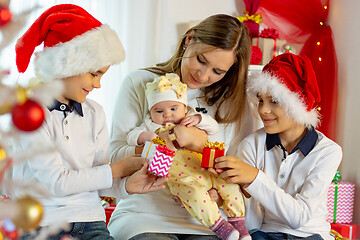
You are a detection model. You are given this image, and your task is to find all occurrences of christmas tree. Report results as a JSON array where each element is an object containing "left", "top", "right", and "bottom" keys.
[{"left": 0, "top": 2, "right": 66, "bottom": 239}]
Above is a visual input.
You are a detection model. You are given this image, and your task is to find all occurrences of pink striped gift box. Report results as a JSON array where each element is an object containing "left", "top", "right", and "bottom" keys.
[
  {"left": 148, "top": 151, "right": 173, "bottom": 177},
  {"left": 326, "top": 181, "right": 355, "bottom": 224},
  {"left": 141, "top": 141, "right": 174, "bottom": 177}
]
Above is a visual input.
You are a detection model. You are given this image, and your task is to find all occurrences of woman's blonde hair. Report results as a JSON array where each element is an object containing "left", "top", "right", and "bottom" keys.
[{"left": 145, "top": 14, "right": 251, "bottom": 130}]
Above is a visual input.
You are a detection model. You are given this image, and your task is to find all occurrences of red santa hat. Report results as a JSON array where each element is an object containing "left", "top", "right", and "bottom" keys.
[
  {"left": 247, "top": 53, "right": 321, "bottom": 128},
  {"left": 15, "top": 4, "right": 125, "bottom": 80}
]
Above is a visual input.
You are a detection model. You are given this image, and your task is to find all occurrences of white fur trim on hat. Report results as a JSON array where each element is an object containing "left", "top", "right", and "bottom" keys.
[
  {"left": 35, "top": 24, "right": 125, "bottom": 80},
  {"left": 247, "top": 71, "right": 320, "bottom": 128}
]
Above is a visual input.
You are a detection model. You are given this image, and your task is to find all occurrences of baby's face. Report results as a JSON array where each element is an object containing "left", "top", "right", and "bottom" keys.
[{"left": 150, "top": 101, "right": 187, "bottom": 125}]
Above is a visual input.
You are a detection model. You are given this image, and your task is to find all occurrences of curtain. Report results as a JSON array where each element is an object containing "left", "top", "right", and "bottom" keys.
[{"left": 258, "top": 0, "right": 338, "bottom": 140}]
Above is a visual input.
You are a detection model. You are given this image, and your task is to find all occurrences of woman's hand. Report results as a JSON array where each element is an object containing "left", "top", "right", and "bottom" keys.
[
  {"left": 214, "top": 155, "right": 259, "bottom": 185},
  {"left": 110, "top": 155, "right": 146, "bottom": 178},
  {"left": 125, "top": 163, "right": 168, "bottom": 194},
  {"left": 163, "top": 125, "right": 207, "bottom": 152}
]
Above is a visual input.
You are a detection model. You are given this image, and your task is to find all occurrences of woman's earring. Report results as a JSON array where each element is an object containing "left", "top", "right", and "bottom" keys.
[{"left": 182, "top": 45, "right": 186, "bottom": 51}]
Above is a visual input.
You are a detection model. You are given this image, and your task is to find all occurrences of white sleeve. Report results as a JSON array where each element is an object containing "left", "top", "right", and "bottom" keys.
[
  {"left": 126, "top": 122, "right": 148, "bottom": 146},
  {"left": 109, "top": 71, "right": 152, "bottom": 161},
  {"left": 25, "top": 114, "right": 113, "bottom": 197},
  {"left": 242, "top": 138, "right": 343, "bottom": 229},
  {"left": 99, "top": 177, "right": 129, "bottom": 199},
  {"left": 194, "top": 113, "right": 219, "bottom": 135}
]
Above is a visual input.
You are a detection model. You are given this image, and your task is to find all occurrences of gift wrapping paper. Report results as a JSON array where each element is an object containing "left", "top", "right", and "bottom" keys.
[
  {"left": 331, "top": 223, "right": 359, "bottom": 240},
  {"left": 252, "top": 38, "right": 286, "bottom": 65},
  {"left": 326, "top": 181, "right": 355, "bottom": 224},
  {"left": 141, "top": 141, "right": 174, "bottom": 177},
  {"left": 201, "top": 141, "right": 225, "bottom": 168}
]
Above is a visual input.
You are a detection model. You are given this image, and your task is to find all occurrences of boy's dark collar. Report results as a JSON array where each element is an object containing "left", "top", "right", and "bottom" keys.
[
  {"left": 266, "top": 127, "right": 318, "bottom": 156},
  {"left": 48, "top": 99, "right": 84, "bottom": 117}
]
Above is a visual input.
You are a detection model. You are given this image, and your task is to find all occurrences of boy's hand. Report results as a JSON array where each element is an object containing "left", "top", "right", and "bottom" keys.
[
  {"left": 110, "top": 155, "right": 146, "bottom": 179},
  {"left": 125, "top": 163, "right": 168, "bottom": 194},
  {"left": 180, "top": 114, "right": 202, "bottom": 127},
  {"left": 214, "top": 155, "right": 259, "bottom": 185},
  {"left": 138, "top": 131, "right": 158, "bottom": 145}
]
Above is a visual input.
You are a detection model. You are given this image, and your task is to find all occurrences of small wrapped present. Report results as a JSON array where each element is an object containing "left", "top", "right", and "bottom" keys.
[
  {"left": 327, "top": 171, "right": 355, "bottom": 224},
  {"left": 141, "top": 139, "right": 174, "bottom": 177},
  {"left": 331, "top": 223, "right": 359, "bottom": 240},
  {"left": 201, "top": 140, "right": 225, "bottom": 168},
  {"left": 252, "top": 28, "right": 286, "bottom": 65}
]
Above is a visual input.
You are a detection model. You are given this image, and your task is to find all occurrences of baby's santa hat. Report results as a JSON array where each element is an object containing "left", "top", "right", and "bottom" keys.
[
  {"left": 15, "top": 4, "right": 125, "bottom": 80},
  {"left": 247, "top": 53, "right": 321, "bottom": 128},
  {"left": 146, "top": 73, "right": 187, "bottom": 110}
]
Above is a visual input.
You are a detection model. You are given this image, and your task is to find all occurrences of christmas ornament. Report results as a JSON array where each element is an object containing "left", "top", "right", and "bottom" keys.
[
  {"left": 1, "top": 218, "right": 18, "bottom": 240},
  {"left": 0, "top": 147, "right": 5, "bottom": 161},
  {"left": 0, "top": 6, "right": 12, "bottom": 27},
  {"left": 11, "top": 99, "right": 45, "bottom": 132},
  {"left": 279, "top": 43, "right": 296, "bottom": 55},
  {"left": 250, "top": 45, "right": 262, "bottom": 65},
  {"left": 11, "top": 195, "right": 43, "bottom": 231}
]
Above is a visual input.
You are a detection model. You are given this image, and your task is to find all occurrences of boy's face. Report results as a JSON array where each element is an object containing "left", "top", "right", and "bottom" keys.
[
  {"left": 58, "top": 66, "right": 110, "bottom": 105},
  {"left": 150, "top": 101, "right": 187, "bottom": 125},
  {"left": 257, "top": 92, "right": 300, "bottom": 135}
]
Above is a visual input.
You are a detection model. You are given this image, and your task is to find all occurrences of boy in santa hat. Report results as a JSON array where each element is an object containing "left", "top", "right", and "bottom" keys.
[
  {"left": 13, "top": 4, "right": 166, "bottom": 239},
  {"left": 213, "top": 53, "right": 342, "bottom": 240}
]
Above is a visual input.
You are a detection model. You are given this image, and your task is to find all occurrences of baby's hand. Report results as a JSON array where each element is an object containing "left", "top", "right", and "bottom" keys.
[
  {"left": 180, "top": 114, "right": 202, "bottom": 127},
  {"left": 138, "top": 131, "right": 158, "bottom": 145}
]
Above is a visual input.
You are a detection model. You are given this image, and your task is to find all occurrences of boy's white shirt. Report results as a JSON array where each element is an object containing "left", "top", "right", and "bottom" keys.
[
  {"left": 241, "top": 128, "right": 342, "bottom": 240},
  {"left": 126, "top": 106, "right": 219, "bottom": 146},
  {"left": 11, "top": 99, "right": 116, "bottom": 226}
]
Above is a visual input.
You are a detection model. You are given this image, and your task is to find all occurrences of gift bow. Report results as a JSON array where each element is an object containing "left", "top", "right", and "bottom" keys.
[
  {"left": 204, "top": 140, "right": 225, "bottom": 150},
  {"left": 331, "top": 170, "right": 341, "bottom": 223},
  {"left": 155, "top": 123, "right": 176, "bottom": 134},
  {"left": 237, "top": 12, "right": 263, "bottom": 24},
  {"left": 332, "top": 170, "right": 341, "bottom": 182},
  {"left": 152, "top": 137, "right": 166, "bottom": 146},
  {"left": 155, "top": 145, "right": 175, "bottom": 157},
  {"left": 259, "top": 28, "right": 280, "bottom": 39},
  {"left": 157, "top": 73, "right": 187, "bottom": 99}
]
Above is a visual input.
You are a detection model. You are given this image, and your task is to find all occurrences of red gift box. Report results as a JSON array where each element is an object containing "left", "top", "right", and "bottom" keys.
[
  {"left": 201, "top": 141, "right": 225, "bottom": 168},
  {"left": 331, "top": 223, "right": 359, "bottom": 240},
  {"left": 327, "top": 181, "right": 355, "bottom": 224},
  {"left": 105, "top": 205, "right": 116, "bottom": 226}
]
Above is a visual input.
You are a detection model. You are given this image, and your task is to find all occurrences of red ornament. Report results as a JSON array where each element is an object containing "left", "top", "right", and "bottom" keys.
[
  {"left": 250, "top": 45, "right": 262, "bottom": 65},
  {"left": 0, "top": 6, "right": 12, "bottom": 26},
  {"left": 11, "top": 99, "right": 45, "bottom": 132}
]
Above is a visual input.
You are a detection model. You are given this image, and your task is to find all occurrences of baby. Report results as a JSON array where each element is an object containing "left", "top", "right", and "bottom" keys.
[{"left": 127, "top": 73, "right": 250, "bottom": 240}]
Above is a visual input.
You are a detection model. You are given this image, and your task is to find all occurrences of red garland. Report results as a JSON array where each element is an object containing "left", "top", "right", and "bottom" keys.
[
  {"left": 155, "top": 145, "right": 175, "bottom": 157},
  {"left": 259, "top": 28, "right": 280, "bottom": 39}
]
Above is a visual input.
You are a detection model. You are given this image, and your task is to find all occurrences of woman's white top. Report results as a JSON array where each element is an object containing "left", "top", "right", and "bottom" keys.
[{"left": 108, "top": 70, "right": 255, "bottom": 239}]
